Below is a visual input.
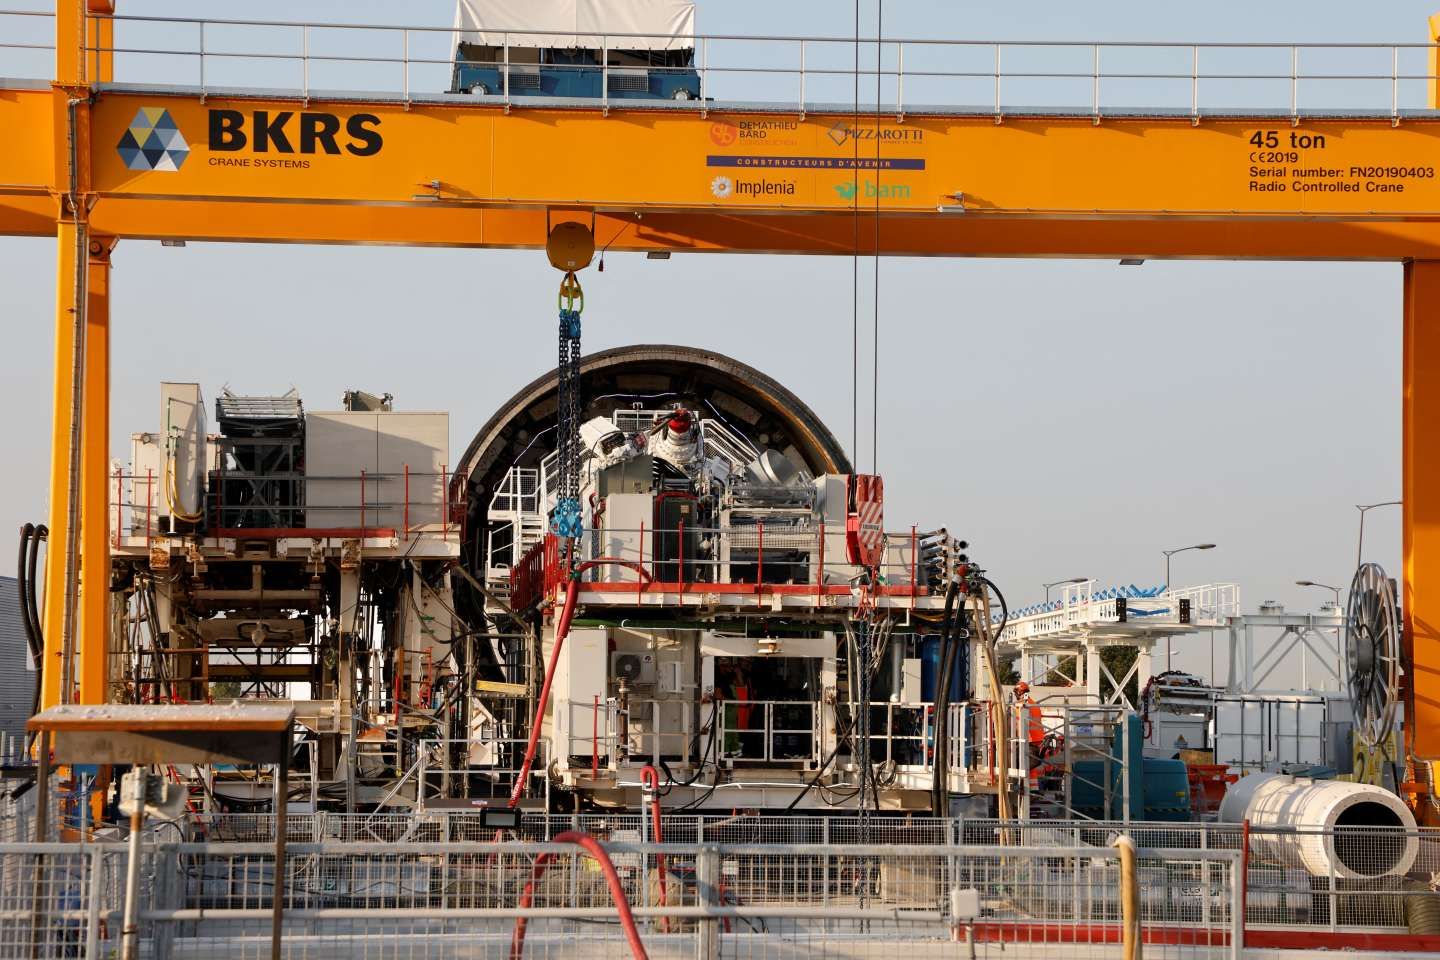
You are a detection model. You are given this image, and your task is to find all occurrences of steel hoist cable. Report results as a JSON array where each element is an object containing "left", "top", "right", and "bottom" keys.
[
  {"left": 851, "top": 0, "right": 860, "bottom": 464},
  {"left": 872, "top": 0, "right": 883, "bottom": 475},
  {"left": 553, "top": 271, "right": 585, "bottom": 543},
  {"left": 856, "top": 615, "right": 873, "bottom": 833}
]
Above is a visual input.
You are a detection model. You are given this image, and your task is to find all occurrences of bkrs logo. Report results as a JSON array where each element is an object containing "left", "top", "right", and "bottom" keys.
[
  {"left": 207, "top": 109, "right": 383, "bottom": 156},
  {"left": 834, "top": 179, "right": 910, "bottom": 200},
  {"left": 117, "top": 108, "right": 190, "bottom": 171}
]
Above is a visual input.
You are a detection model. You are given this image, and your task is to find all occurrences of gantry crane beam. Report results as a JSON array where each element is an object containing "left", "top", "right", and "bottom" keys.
[
  {"left": 7, "top": 87, "right": 1440, "bottom": 256},
  {"left": 4, "top": 9, "right": 1439, "bottom": 795}
]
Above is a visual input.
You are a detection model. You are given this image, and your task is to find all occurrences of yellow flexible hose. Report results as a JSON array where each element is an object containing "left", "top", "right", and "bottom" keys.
[{"left": 164, "top": 435, "right": 204, "bottom": 523}]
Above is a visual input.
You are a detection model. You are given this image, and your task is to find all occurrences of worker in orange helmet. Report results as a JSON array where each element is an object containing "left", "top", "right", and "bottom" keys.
[{"left": 1014, "top": 681, "right": 1046, "bottom": 768}]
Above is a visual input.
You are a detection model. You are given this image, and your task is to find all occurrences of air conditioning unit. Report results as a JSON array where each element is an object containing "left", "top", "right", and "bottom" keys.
[{"left": 611, "top": 652, "right": 656, "bottom": 685}]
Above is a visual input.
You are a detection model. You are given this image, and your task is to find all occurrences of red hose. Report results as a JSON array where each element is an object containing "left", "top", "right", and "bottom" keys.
[
  {"left": 510, "top": 830, "right": 649, "bottom": 960},
  {"left": 508, "top": 558, "right": 650, "bottom": 809},
  {"left": 639, "top": 765, "right": 668, "bottom": 930},
  {"left": 509, "top": 577, "right": 581, "bottom": 807}
]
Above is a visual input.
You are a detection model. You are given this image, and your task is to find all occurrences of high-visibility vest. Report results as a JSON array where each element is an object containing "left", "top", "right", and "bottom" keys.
[
  {"left": 1022, "top": 698, "right": 1045, "bottom": 744},
  {"left": 733, "top": 683, "right": 753, "bottom": 728}
]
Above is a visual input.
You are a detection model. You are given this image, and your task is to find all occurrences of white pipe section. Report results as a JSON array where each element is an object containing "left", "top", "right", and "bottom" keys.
[{"left": 1219, "top": 773, "right": 1418, "bottom": 879}]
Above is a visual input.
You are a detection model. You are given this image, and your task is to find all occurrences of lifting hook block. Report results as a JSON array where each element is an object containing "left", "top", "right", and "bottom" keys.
[{"left": 546, "top": 221, "right": 595, "bottom": 272}]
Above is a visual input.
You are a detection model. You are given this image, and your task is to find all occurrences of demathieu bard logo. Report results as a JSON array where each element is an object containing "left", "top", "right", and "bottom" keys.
[{"left": 117, "top": 107, "right": 190, "bottom": 171}]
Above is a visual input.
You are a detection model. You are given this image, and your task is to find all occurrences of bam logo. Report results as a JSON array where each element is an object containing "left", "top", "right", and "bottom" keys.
[
  {"left": 117, "top": 107, "right": 190, "bottom": 171},
  {"left": 835, "top": 180, "right": 910, "bottom": 200},
  {"left": 207, "top": 109, "right": 383, "bottom": 156}
]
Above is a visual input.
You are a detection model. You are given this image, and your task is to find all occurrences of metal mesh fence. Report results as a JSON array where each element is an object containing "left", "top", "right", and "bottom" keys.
[
  {"left": 958, "top": 818, "right": 1440, "bottom": 932},
  {"left": 0, "top": 839, "right": 1242, "bottom": 960},
  {"left": 5, "top": 811, "right": 1436, "bottom": 957},
  {"left": 172, "top": 811, "right": 1440, "bottom": 935}
]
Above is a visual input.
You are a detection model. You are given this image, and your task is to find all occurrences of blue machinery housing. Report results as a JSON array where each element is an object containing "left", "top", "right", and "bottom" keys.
[{"left": 451, "top": 44, "right": 701, "bottom": 100}]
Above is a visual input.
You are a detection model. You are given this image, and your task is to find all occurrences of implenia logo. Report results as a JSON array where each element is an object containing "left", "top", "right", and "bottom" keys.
[{"left": 117, "top": 107, "right": 190, "bottom": 172}]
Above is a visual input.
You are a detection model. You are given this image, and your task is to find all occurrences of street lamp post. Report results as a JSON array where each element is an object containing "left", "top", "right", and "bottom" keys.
[
  {"left": 1161, "top": 543, "right": 1217, "bottom": 672},
  {"left": 1297, "top": 579, "right": 1343, "bottom": 691},
  {"left": 1295, "top": 580, "right": 1340, "bottom": 608},
  {"left": 1043, "top": 577, "right": 1088, "bottom": 606},
  {"left": 1356, "top": 501, "right": 1401, "bottom": 569}
]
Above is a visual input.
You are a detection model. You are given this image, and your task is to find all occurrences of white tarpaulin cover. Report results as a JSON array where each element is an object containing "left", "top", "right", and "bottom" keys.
[{"left": 453, "top": 0, "right": 697, "bottom": 51}]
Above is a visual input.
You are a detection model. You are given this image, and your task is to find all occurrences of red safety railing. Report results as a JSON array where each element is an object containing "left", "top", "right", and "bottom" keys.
[
  {"left": 509, "top": 533, "right": 558, "bottom": 611},
  {"left": 502, "top": 521, "right": 939, "bottom": 612},
  {"left": 110, "top": 465, "right": 459, "bottom": 544}
]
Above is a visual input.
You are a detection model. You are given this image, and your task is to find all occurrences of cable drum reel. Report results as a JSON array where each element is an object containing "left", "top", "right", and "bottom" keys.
[{"left": 1346, "top": 562, "right": 1402, "bottom": 749}]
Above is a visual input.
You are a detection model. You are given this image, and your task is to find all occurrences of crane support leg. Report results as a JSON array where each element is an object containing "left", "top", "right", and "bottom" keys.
[
  {"left": 41, "top": 2, "right": 109, "bottom": 710},
  {"left": 1403, "top": 260, "right": 1440, "bottom": 763},
  {"left": 78, "top": 239, "right": 112, "bottom": 705},
  {"left": 41, "top": 220, "right": 86, "bottom": 709},
  {"left": 1430, "top": 16, "right": 1440, "bottom": 112}
]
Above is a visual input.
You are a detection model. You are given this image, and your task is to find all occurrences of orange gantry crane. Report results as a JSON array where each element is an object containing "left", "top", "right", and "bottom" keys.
[{"left": 3, "top": 4, "right": 1440, "bottom": 815}]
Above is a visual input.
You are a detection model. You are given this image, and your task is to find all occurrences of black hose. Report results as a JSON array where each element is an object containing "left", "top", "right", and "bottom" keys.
[
  {"left": 981, "top": 576, "right": 1008, "bottom": 641},
  {"left": 28, "top": 524, "right": 46, "bottom": 650},
  {"left": 784, "top": 709, "right": 859, "bottom": 810},
  {"left": 18, "top": 524, "right": 46, "bottom": 749},
  {"left": 18, "top": 525, "right": 41, "bottom": 659},
  {"left": 672, "top": 720, "right": 721, "bottom": 811},
  {"left": 929, "top": 580, "right": 961, "bottom": 816},
  {"left": 17, "top": 525, "right": 34, "bottom": 654}
]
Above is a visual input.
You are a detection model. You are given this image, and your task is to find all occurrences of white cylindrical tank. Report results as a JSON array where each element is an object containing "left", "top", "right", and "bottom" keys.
[{"left": 1219, "top": 773, "right": 1418, "bottom": 879}]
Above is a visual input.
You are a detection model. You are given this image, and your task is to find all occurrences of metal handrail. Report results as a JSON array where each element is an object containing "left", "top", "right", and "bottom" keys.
[
  {"left": 3, "top": 9, "right": 1438, "bottom": 119},
  {"left": 0, "top": 9, "right": 1432, "bottom": 48},
  {"left": 508, "top": 523, "right": 938, "bottom": 607},
  {"left": 109, "top": 465, "right": 457, "bottom": 541}
]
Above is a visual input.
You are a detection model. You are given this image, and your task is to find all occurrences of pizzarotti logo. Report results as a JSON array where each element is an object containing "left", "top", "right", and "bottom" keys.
[{"left": 827, "top": 121, "right": 926, "bottom": 145}]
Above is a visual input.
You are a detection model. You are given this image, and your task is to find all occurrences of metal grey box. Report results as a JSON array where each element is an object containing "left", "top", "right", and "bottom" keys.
[
  {"left": 159, "top": 382, "right": 206, "bottom": 523},
  {"left": 305, "top": 411, "right": 448, "bottom": 532}
]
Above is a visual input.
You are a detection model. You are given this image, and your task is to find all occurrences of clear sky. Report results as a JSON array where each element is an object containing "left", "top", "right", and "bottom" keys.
[{"left": 0, "top": 1, "right": 1426, "bottom": 689}]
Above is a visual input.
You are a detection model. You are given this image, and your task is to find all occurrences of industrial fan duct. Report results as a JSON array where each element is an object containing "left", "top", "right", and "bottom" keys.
[{"left": 1219, "top": 773, "right": 1419, "bottom": 879}]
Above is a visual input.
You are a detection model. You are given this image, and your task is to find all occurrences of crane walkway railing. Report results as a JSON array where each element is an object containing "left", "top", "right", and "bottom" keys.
[
  {"left": 999, "top": 580, "right": 1241, "bottom": 648},
  {"left": 3, "top": 9, "right": 1440, "bottom": 120}
]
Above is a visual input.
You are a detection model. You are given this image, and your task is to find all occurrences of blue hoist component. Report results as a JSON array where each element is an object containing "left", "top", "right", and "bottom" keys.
[
  {"left": 1069, "top": 714, "right": 1192, "bottom": 821},
  {"left": 553, "top": 272, "right": 585, "bottom": 541}
]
